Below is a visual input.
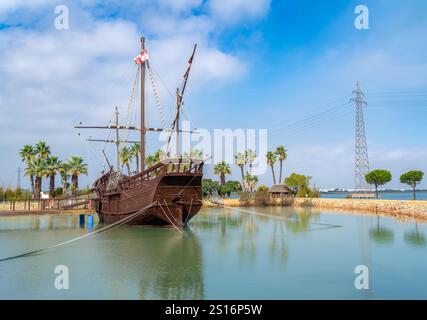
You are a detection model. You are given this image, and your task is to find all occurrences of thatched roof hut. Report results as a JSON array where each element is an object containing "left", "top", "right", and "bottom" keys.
[{"left": 268, "top": 184, "right": 294, "bottom": 198}]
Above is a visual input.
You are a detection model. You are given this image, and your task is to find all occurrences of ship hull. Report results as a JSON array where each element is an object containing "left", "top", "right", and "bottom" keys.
[{"left": 93, "top": 160, "right": 204, "bottom": 228}]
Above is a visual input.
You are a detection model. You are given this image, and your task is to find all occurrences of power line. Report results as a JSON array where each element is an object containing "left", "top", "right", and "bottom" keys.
[
  {"left": 268, "top": 95, "right": 351, "bottom": 132},
  {"left": 268, "top": 101, "right": 352, "bottom": 136},
  {"left": 269, "top": 107, "right": 354, "bottom": 139}
]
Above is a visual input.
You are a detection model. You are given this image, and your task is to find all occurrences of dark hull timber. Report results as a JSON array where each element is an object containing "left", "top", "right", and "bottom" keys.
[{"left": 93, "top": 160, "right": 204, "bottom": 228}]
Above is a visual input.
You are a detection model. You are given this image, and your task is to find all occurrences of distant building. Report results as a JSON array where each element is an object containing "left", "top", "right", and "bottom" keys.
[{"left": 347, "top": 193, "right": 375, "bottom": 199}]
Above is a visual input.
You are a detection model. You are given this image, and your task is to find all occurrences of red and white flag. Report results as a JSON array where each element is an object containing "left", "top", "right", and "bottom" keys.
[{"left": 134, "top": 49, "right": 149, "bottom": 64}]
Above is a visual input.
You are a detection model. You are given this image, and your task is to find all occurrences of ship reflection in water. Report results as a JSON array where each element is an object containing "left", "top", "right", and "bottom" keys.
[{"left": 0, "top": 206, "right": 426, "bottom": 299}]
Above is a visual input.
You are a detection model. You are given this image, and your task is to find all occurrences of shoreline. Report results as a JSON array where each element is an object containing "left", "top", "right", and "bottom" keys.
[
  {"left": 0, "top": 209, "right": 95, "bottom": 216},
  {"left": 2, "top": 198, "right": 427, "bottom": 221},
  {"left": 203, "top": 197, "right": 427, "bottom": 221}
]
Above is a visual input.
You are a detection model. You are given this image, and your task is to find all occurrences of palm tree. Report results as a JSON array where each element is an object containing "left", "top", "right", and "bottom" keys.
[
  {"left": 130, "top": 143, "right": 140, "bottom": 174},
  {"left": 190, "top": 148, "right": 203, "bottom": 160},
  {"left": 67, "top": 156, "right": 88, "bottom": 196},
  {"left": 245, "top": 149, "right": 256, "bottom": 175},
  {"left": 275, "top": 146, "right": 287, "bottom": 183},
  {"left": 266, "top": 151, "right": 277, "bottom": 185},
  {"left": 46, "top": 156, "right": 60, "bottom": 198},
  {"left": 31, "top": 158, "right": 48, "bottom": 200},
  {"left": 58, "top": 161, "right": 69, "bottom": 195},
  {"left": 120, "top": 146, "right": 132, "bottom": 175},
  {"left": 235, "top": 152, "right": 247, "bottom": 189},
  {"left": 35, "top": 141, "right": 51, "bottom": 159},
  {"left": 19, "top": 145, "right": 36, "bottom": 195},
  {"left": 145, "top": 150, "right": 167, "bottom": 177},
  {"left": 214, "top": 161, "right": 232, "bottom": 186},
  {"left": 24, "top": 164, "right": 36, "bottom": 198},
  {"left": 182, "top": 149, "right": 203, "bottom": 170},
  {"left": 145, "top": 154, "right": 156, "bottom": 168},
  {"left": 244, "top": 174, "right": 259, "bottom": 193},
  {"left": 153, "top": 149, "right": 166, "bottom": 162}
]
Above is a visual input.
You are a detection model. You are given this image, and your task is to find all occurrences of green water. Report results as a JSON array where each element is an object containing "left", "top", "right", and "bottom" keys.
[{"left": 0, "top": 207, "right": 426, "bottom": 299}]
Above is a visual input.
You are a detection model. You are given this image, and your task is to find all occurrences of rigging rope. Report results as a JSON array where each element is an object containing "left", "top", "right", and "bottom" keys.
[
  {"left": 147, "top": 63, "right": 168, "bottom": 130},
  {"left": 122, "top": 64, "right": 140, "bottom": 146}
]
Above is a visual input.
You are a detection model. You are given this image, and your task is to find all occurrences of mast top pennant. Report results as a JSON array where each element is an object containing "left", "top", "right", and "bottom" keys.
[{"left": 134, "top": 49, "right": 149, "bottom": 64}]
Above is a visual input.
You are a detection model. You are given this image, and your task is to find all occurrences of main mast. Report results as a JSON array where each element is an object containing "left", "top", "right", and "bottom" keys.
[{"left": 140, "top": 37, "right": 146, "bottom": 171}]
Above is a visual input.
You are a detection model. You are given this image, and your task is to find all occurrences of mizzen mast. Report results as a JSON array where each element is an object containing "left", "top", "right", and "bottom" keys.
[{"left": 168, "top": 44, "right": 197, "bottom": 157}]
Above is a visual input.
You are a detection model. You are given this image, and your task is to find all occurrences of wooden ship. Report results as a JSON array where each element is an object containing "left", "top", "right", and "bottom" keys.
[{"left": 76, "top": 37, "right": 204, "bottom": 228}]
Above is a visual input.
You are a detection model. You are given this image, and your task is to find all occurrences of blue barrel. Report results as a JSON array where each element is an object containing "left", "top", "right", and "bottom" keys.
[
  {"left": 79, "top": 214, "right": 85, "bottom": 226},
  {"left": 87, "top": 214, "right": 94, "bottom": 232}
]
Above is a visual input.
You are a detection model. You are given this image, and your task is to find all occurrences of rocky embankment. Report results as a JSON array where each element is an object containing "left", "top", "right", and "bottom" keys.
[{"left": 203, "top": 197, "right": 427, "bottom": 220}]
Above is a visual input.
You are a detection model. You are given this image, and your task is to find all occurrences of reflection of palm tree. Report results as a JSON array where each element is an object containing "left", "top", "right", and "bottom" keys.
[
  {"left": 404, "top": 222, "right": 426, "bottom": 247},
  {"left": 285, "top": 209, "right": 312, "bottom": 233},
  {"left": 218, "top": 210, "right": 242, "bottom": 237},
  {"left": 369, "top": 216, "right": 394, "bottom": 244},
  {"left": 270, "top": 219, "right": 288, "bottom": 263},
  {"left": 238, "top": 212, "right": 258, "bottom": 261}
]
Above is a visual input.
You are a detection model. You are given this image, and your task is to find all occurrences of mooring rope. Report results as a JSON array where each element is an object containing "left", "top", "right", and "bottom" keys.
[
  {"left": 183, "top": 198, "right": 193, "bottom": 226},
  {"left": 0, "top": 201, "right": 158, "bottom": 262},
  {"left": 157, "top": 202, "right": 182, "bottom": 233},
  {"left": 0, "top": 159, "right": 207, "bottom": 262},
  {"left": 162, "top": 199, "right": 184, "bottom": 229},
  {"left": 213, "top": 203, "right": 343, "bottom": 230}
]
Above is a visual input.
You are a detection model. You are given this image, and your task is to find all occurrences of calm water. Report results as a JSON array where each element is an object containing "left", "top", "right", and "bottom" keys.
[
  {"left": 0, "top": 207, "right": 426, "bottom": 299},
  {"left": 321, "top": 191, "right": 427, "bottom": 200}
]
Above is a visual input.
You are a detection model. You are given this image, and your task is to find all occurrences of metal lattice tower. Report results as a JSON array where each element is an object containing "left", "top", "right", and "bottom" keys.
[{"left": 351, "top": 81, "right": 370, "bottom": 191}]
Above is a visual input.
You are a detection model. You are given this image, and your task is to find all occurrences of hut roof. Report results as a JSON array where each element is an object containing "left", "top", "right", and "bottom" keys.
[{"left": 268, "top": 184, "right": 293, "bottom": 194}]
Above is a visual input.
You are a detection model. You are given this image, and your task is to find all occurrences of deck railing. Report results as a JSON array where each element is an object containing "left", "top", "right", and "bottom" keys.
[{"left": 0, "top": 195, "right": 94, "bottom": 213}]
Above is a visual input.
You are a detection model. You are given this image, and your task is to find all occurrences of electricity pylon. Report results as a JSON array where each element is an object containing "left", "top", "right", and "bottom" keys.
[{"left": 351, "top": 81, "right": 370, "bottom": 191}]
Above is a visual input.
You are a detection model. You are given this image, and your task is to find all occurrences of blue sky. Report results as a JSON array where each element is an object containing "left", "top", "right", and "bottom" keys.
[{"left": 0, "top": 0, "right": 426, "bottom": 190}]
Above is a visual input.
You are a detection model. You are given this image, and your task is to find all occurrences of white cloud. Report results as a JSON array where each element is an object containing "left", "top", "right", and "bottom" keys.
[
  {"left": 0, "top": 0, "right": 269, "bottom": 188},
  {"left": 207, "top": 0, "right": 271, "bottom": 24},
  {"left": 0, "top": 0, "right": 54, "bottom": 12}
]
